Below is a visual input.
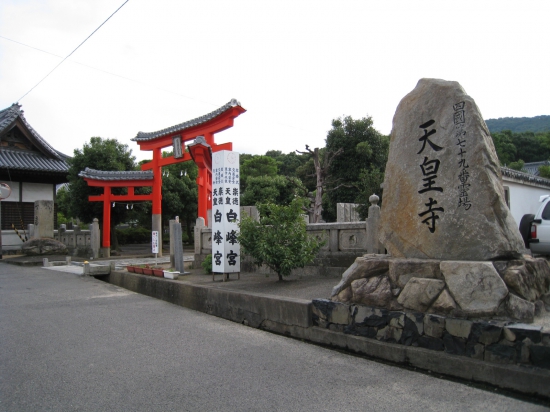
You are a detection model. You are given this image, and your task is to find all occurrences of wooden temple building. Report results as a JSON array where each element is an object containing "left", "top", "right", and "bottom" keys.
[{"left": 0, "top": 103, "right": 69, "bottom": 250}]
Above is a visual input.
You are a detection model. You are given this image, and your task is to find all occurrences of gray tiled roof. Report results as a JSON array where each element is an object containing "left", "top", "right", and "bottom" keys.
[
  {"left": 521, "top": 161, "right": 550, "bottom": 176},
  {"left": 132, "top": 99, "right": 242, "bottom": 141},
  {"left": 0, "top": 148, "right": 69, "bottom": 173},
  {"left": 501, "top": 166, "right": 550, "bottom": 188},
  {"left": 78, "top": 167, "right": 154, "bottom": 181},
  {"left": 0, "top": 103, "right": 64, "bottom": 161}
]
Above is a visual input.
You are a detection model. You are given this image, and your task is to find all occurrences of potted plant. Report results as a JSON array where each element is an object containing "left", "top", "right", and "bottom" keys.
[
  {"left": 163, "top": 268, "right": 180, "bottom": 279},
  {"left": 134, "top": 265, "right": 145, "bottom": 274},
  {"left": 126, "top": 265, "right": 135, "bottom": 273},
  {"left": 142, "top": 265, "right": 154, "bottom": 276},
  {"left": 151, "top": 267, "right": 164, "bottom": 277}
]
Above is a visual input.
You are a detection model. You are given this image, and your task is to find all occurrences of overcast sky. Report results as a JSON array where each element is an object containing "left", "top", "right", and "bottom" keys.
[{"left": 1, "top": 0, "right": 548, "bottom": 163}]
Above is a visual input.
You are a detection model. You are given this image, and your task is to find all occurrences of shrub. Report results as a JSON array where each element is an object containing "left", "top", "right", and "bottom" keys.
[
  {"left": 201, "top": 254, "right": 212, "bottom": 274},
  {"left": 238, "top": 199, "right": 324, "bottom": 281},
  {"left": 116, "top": 227, "right": 152, "bottom": 245}
]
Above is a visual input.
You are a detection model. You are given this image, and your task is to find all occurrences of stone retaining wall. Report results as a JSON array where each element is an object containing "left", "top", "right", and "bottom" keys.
[{"left": 312, "top": 299, "right": 550, "bottom": 369}]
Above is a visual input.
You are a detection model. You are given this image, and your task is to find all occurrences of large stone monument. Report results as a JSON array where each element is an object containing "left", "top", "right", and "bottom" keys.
[
  {"left": 331, "top": 78, "right": 550, "bottom": 322},
  {"left": 380, "top": 78, "right": 524, "bottom": 261}
]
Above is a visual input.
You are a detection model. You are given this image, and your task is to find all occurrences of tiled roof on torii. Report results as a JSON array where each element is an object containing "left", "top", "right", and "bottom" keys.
[
  {"left": 78, "top": 167, "right": 154, "bottom": 181},
  {"left": 0, "top": 103, "right": 69, "bottom": 174},
  {"left": 132, "top": 99, "right": 243, "bottom": 141}
]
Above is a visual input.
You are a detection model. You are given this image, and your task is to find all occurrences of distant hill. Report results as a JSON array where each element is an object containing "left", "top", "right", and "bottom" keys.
[{"left": 485, "top": 115, "right": 550, "bottom": 133}]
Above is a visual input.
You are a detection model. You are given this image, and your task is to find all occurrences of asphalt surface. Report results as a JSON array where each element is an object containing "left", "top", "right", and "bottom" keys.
[{"left": 1, "top": 263, "right": 549, "bottom": 411}]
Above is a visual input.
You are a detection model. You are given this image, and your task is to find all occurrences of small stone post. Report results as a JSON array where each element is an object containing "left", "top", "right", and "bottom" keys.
[
  {"left": 27, "top": 224, "right": 35, "bottom": 239},
  {"left": 91, "top": 218, "right": 100, "bottom": 259},
  {"left": 366, "top": 194, "right": 381, "bottom": 254},
  {"left": 169, "top": 219, "right": 177, "bottom": 268},
  {"left": 173, "top": 222, "right": 184, "bottom": 273},
  {"left": 194, "top": 217, "right": 205, "bottom": 255},
  {"left": 34, "top": 200, "right": 54, "bottom": 239}
]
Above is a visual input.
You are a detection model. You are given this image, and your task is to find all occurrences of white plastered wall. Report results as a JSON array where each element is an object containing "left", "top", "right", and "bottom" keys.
[
  {"left": 503, "top": 179, "right": 550, "bottom": 227},
  {"left": 22, "top": 182, "right": 54, "bottom": 202}
]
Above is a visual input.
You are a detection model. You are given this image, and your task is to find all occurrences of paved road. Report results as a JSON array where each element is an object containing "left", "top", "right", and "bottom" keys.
[{"left": 1, "top": 264, "right": 548, "bottom": 412}]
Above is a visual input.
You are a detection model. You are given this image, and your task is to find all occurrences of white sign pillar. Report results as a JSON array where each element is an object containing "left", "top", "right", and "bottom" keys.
[
  {"left": 152, "top": 231, "right": 159, "bottom": 254},
  {"left": 211, "top": 151, "right": 240, "bottom": 275}
]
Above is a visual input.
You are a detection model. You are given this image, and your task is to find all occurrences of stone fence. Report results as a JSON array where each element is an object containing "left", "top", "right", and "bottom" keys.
[
  {"left": 53, "top": 227, "right": 92, "bottom": 257},
  {"left": 52, "top": 218, "right": 101, "bottom": 258},
  {"left": 194, "top": 196, "right": 383, "bottom": 275},
  {"left": 2, "top": 219, "right": 100, "bottom": 258}
]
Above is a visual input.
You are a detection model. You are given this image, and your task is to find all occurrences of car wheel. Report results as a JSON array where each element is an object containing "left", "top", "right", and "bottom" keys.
[{"left": 519, "top": 214, "right": 535, "bottom": 248}]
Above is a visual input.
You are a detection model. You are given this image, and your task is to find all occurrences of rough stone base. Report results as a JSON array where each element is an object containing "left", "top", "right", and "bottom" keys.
[
  {"left": 331, "top": 255, "right": 550, "bottom": 323},
  {"left": 21, "top": 238, "right": 68, "bottom": 256}
]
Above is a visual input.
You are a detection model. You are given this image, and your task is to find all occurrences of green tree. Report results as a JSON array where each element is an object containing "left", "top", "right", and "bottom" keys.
[
  {"left": 240, "top": 155, "right": 278, "bottom": 193},
  {"left": 238, "top": 199, "right": 324, "bottom": 281},
  {"left": 241, "top": 175, "right": 304, "bottom": 206},
  {"left": 296, "top": 145, "right": 343, "bottom": 223},
  {"left": 66, "top": 137, "right": 136, "bottom": 248},
  {"left": 539, "top": 165, "right": 550, "bottom": 179},
  {"left": 324, "top": 116, "right": 389, "bottom": 221},
  {"left": 265, "top": 150, "right": 308, "bottom": 177},
  {"left": 55, "top": 185, "right": 71, "bottom": 227},
  {"left": 512, "top": 132, "right": 550, "bottom": 163},
  {"left": 354, "top": 165, "right": 385, "bottom": 219},
  {"left": 491, "top": 130, "right": 517, "bottom": 166},
  {"left": 508, "top": 159, "right": 525, "bottom": 171}
]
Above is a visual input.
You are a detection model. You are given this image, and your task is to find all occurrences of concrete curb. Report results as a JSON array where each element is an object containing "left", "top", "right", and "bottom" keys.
[
  {"left": 108, "top": 270, "right": 311, "bottom": 328},
  {"left": 107, "top": 270, "right": 550, "bottom": 399}
]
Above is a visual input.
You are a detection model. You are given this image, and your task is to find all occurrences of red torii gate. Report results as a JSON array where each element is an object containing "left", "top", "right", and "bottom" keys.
[
  {"left": 80, "top": 99, "right": 246, "bottom": 256},
  {"left": 78, "top": 169, "right": 154, "bottom": 252}
]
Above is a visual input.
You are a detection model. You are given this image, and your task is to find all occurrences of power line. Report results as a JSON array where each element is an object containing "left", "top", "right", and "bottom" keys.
[
  {"left": 0, "top": 34, "right": 216, "bottom": 108},
  {"left": 16, "top": 0, "right": 130, "bottom": 102},
  {"left": 0, "top": 35, "right": 61, "bottom": 57}
]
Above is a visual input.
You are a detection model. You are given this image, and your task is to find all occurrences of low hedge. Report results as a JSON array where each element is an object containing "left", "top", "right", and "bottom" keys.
[{"left": 116, "top": 227, "right": 152, "bottom": 245}]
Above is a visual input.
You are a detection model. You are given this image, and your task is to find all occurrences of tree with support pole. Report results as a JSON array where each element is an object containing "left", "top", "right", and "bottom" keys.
[{"left": 295, "top": 145, "right": 344, "bottom": 223}]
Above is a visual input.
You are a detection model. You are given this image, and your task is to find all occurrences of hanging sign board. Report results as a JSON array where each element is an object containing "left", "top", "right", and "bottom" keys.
[
  {"left": 212, "top": 151, "right": 240, "bottom": 273},
  {"left": 152, "top": 230, "right": 159, "bottom": 254},
  {"left": 173, "top": 136, "right": 183, "bottom": 158}
]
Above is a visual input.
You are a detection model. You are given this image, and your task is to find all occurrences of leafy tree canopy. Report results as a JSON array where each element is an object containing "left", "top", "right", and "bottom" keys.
[
  {"left": 240, "top": 155, "right": 278, "bottom": 193},
  {"left": 66, "top": 137, "right": 136, "bottom": 228},
  {"left": 265, "top": 150, "right": 308, "bottom": 177},
  {"left": 491, "top": 131, "right": 550, "bottom": 166},
  {"left": 241, "top": 175, "right": 305, "bottom": 206},
  {"left": 241, "top": 155, "right": 278, "bottom": 178},
  {"left": 324, "top": 115, "right": 389, "bottom": 221}
]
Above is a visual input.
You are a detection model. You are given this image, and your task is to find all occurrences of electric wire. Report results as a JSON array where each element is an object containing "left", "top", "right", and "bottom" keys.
[
  {"left": 0, "top": 34, "right": 218, "bottom": 108},
  {"left": 16, "top": 0, "right": 130, "bottom": 102}
]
